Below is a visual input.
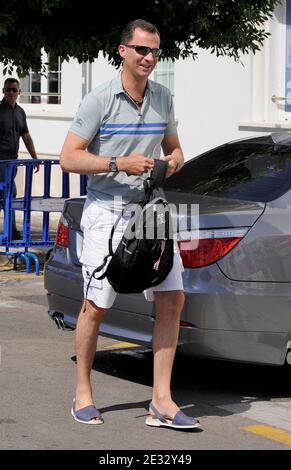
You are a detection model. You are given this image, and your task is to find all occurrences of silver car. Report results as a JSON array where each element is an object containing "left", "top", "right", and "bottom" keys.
[{"left": 44, "top": 133, "right": 291, "bottom": 366}]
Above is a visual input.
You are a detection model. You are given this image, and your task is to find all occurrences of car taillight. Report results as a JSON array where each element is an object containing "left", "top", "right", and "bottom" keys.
[
  {"left": 178, "top": 228, "right": 248, "bottom": 268},
  {"left": 56, "top": 216, "right": 69, "bottom": 248}
]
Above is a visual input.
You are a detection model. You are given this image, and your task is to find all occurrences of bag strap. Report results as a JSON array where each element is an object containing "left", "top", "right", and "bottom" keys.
[
  {"left": 144, "top": 159, "right": 168, "bottom": 192},
  {"left": 88, "top": 199, "right": 139, "bottom": 285}
]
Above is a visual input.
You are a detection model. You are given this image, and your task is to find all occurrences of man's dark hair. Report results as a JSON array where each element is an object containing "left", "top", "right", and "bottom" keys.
[
  {"left": 120, "top": 19, "right": 160, "bottom": 44},
  {"left": 4, "top": 77, "right": 20, "bottom": 87}
]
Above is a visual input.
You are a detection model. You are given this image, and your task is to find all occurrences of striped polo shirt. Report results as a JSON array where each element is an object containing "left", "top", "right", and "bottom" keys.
[{"left": 70, "top": 72, "right": 177, "bottom": 207}]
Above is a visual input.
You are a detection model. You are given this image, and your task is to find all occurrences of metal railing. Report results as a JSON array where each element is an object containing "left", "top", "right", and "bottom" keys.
[{"left": 0, "top": 159, "right": 87, "bottom": 274}]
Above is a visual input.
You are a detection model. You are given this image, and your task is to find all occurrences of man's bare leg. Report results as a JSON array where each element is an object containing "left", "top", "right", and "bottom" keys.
[
  {"left": 151, "top": 290, "right": 184, "bottom": 417},
  {"left": 75, "top": 299, "right": 107, "bottom": 411}
]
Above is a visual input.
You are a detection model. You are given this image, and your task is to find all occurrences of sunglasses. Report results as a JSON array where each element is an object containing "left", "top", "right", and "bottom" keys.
[
  {"left": 4, "top": 87, "right": 19, "bottom": 93},
  {"left": 125, "top": 44, "right": 162, "bottom": 58}
]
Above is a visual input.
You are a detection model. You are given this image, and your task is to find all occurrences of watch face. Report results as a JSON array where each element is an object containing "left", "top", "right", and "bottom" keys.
[{"left": 109, "top": 158, "right": 118, "bottom": 172}]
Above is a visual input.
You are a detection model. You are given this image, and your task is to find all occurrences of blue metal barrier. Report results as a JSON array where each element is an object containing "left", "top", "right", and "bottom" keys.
[{"left": 0, "top": 159, "right": 87, "bottom": 274}]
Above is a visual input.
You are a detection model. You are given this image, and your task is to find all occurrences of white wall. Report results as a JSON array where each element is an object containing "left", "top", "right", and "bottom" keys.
[
  {"left": 91, "top": 53, "right": 118, "bottom": 87},
  {"left": 19, "top": 117, "right": 70, "bottom": 156},
  {"left": 174, "top": 50, "right": 255, "bottom": 159}
]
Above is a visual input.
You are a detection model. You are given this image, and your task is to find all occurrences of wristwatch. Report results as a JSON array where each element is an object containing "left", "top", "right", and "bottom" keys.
[{"left": 108, "top": 157, "right": 118, "bottom": 172}]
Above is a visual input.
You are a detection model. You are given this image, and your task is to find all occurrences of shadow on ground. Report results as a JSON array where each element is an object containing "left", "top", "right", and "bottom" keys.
[{"left": 72, "top": 347, "right": 291, "bottom": 405}]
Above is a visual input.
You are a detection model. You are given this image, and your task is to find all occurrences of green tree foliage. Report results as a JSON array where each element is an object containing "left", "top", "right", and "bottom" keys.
[{"left": 0, "top": 0, "right": 280, "bottom": 76}]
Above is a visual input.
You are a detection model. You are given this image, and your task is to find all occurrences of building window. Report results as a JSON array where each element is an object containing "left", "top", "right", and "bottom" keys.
[
  {"left": 19, "top": 53, "right": 62, "bottom": 105},
  {"left": 154, "top": 59, "right": 175, "bottom": 95},
  {"left": 19, "top": 72, "right": 41, "bottom": 104},
  {"left": 47, "top": 55, "right": 62, "bottom": 104},
  {"left": 239, "top": 1, "right": 291, "bottom": 130}
]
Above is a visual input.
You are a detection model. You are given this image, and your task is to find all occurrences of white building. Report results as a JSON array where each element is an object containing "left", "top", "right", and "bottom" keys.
[{"left": 1, "top": 1, "right": 291, "bottom": 171}]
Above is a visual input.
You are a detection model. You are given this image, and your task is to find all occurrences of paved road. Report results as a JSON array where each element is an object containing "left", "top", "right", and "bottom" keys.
[{"left": 1, "top": 270, "right": 291, "bottom": 452}]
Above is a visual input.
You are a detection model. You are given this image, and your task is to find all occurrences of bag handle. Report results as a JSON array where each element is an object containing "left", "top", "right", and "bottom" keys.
[{"left": 144, "top": 159, "right": 168, "bottom": 192}]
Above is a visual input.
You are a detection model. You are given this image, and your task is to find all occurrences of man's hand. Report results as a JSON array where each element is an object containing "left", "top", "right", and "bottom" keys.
[
  {"left": 33, "top": 159, "right": 40, "bottom": 173},
  {"left": 161, "top": 134, "right": 184, "bottom": 177},
  {"left": 160, "top": 155, "right": 178, "bottom": 177},
  {"left": 118, "top": 152, "right": 155, "bottom": 176}
]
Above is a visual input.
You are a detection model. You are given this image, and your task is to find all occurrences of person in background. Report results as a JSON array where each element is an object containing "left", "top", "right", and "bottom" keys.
[{"left": 0, "top": 77, "right": 39, "bottom": 239}]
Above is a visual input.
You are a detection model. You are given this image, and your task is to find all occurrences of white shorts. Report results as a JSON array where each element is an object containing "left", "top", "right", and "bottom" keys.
[{"left": 80, "top": 199, "right": 184, "bottom": 309}]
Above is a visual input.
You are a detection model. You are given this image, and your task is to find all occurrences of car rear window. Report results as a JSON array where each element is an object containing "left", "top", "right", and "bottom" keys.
[{"left": 164, "top": 143, "right": 291, "bottom": 202}]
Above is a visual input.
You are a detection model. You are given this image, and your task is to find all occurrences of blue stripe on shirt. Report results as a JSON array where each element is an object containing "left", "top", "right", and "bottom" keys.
[
  {"left": 101, "top": 122, "right": 166, "bottom": 129},
  {"left": 101, "top": 130, "right": 165, "bottom": 135}
]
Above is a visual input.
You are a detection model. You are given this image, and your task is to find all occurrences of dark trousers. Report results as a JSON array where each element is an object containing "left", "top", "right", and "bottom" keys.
[{"left": 0, "top": 162, "right": 18, "bottom": 233}]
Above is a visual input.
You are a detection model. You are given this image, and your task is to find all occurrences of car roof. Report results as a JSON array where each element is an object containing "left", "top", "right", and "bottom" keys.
[{"left": 225, "top": 132, "right": 291, "bottom": 147}]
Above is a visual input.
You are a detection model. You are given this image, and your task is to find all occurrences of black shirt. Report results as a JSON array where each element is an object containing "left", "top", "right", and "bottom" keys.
[{"left": 0, "top": 98, "right": 29, "bottom": 160}]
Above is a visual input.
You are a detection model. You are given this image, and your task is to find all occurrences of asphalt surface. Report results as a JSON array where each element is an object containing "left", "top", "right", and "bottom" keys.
[{"left": 1, "top": 266, "right": 291, "bottom": 454}]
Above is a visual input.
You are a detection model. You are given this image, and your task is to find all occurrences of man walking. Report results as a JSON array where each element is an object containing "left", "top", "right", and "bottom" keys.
[{"left": 61, "top": 19, "right": 201, "bottom": 430}]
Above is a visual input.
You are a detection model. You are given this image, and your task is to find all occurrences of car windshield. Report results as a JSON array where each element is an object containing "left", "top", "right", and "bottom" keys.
[{"left": 164, "top": 142, "right": 291, "bottom": 202}]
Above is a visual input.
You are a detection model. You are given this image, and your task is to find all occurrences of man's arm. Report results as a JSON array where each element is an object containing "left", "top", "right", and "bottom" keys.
[
  {"left": 60, "top": 131, "right": 154, "bottom": 176},
  {"left": 161, "top": 134, "right": 184, "bottom": 177},
  {"left": 22, "top": 132, "right": 37, "bottom": 159},
  {"left": 21, "top": 132, "right": 39, "bottom": 172}
]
